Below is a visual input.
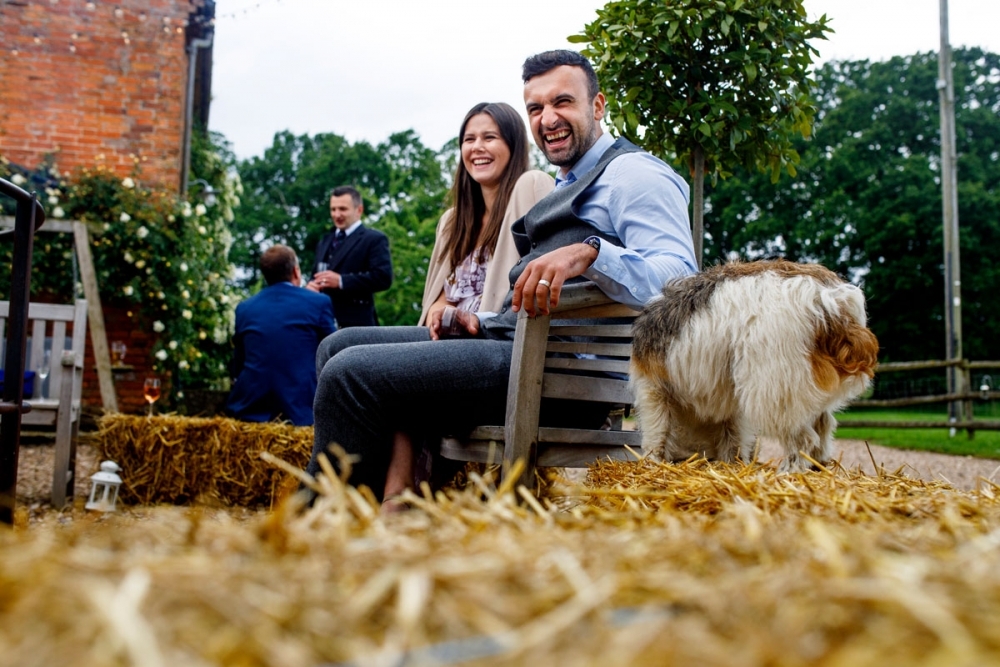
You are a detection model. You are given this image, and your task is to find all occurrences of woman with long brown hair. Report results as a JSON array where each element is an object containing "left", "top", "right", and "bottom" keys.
[{"left": 418, "top": 101, "right": 553, "bottom": 331}]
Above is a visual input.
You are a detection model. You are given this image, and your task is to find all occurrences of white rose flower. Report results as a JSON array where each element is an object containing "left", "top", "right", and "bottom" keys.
[
  {"left": 47, "top": 195, "right": 59, "bottom": 205},
  {"left": 136, "top": 226, "right": 149, "bottom": 239},
  {"left": 122, "top": 286, "right": 134, "bottom": 296},
  {"left": 176, "top": 391, "right": 185, "bottom": 399},
  {"left": 195, "top": 203, "right": 207, "bottom": 216},
  {"left": 155, "top": 349, "right": 168, "bottom": 361},
  {"left": 182, "top": 309, "right": 192, "bottom": 320},
  {"left": 146, "top": 267, "right": 153, "bottom": 275},
  {"left": 119, "top": 212, "right": 131, "bottom": 223},
  {"left": 103, "top": 222, "right": 110, "bottom": 230},
  {"left": 168, "top": 340, "right": 178, "bottom": 350},
  {"left": 168, "top": 215, "right": 176, "bottom": 222},
  {"left": 198, "top": 225, "right": 207, "bottom": 235},
  {"left": 135, "top": 260, "right": 145, "bottom": 269},
  {"left": 53, "top": 207, "right": 65, "bottom": 219},
  {"left": 123, "top": 251, "right": 134, "bottom": 263},
  {"left": 157, "top": 291, "right": 165, "bottom": 299},
  {"left": 180, "top": 262, "right": 188, "bottom": 272},
  {"left": 181, "top": 289, "right": 190, "bottom": 299},
  {"left": 198, "top": 330, "right": 207, "bottom": 340},
  {"left": 153, "top": 320, "right": 165, "bottom": 332},
  {"left": 178, "top": 360, "right": 189, "bottom": 370},
  {"left": 181, "top": 204, "right": 192, "bottom": 217},
  {"left": 219, "top": 294, "right": 229, "bottom": 304},
  {"left": 11, "top": 174, "right": 26, "bottom": 185},
  {"left": 122, "top": 177, "right": 135, "bottom": 189}
]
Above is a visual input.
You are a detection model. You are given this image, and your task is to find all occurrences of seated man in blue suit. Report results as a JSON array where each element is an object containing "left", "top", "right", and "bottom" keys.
[{"left": 225, "top": 245, "right": 336, "bottom": 426}]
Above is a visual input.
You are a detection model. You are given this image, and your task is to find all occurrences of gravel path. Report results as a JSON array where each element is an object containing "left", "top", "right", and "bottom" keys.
[{"left": 757, "top": 437, "right": 1000, "bottom": 491}]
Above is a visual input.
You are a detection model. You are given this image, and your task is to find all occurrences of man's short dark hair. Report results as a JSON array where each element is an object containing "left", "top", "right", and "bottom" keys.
[
  {"left": 522, "top": 50, "right": 599, "bottom": 100},
  {"left": 330, "top": 185, "right": 362, "bottom": 208},
  {"left": 260, "top": 244, "right": 299, "bottom": 286}
]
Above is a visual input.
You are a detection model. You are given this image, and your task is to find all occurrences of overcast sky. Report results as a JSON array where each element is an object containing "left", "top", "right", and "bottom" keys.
[{"left": 209, "top": 0, "right": 1000, "bottom": 160}]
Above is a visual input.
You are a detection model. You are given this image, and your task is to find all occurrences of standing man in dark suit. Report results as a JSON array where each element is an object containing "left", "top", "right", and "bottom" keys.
[
  {"left": 225, "top": 245, "right": 336, "bottom": 426},
  {"left": 306, "top": 186, "right": 393, "bottom": 327}
]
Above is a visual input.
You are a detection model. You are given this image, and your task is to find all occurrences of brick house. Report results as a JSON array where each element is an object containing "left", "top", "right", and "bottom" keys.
[{"left": 0, "top": 0, "right": 216, "bottom": 414}]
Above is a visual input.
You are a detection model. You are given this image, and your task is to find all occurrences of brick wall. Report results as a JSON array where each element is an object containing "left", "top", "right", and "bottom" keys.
[{"left": 0, "top": 0, "right": 203, "bottom": 189}]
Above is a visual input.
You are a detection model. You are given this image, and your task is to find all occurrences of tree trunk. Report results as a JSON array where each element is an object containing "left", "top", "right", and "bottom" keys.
[{"left": 692, "top": 146, "right": 705, "bottom": 269}]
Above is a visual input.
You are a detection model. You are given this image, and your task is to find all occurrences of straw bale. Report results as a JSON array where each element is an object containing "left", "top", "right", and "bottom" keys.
[
  {"left": 95, "top": 414, "right": 312, "bottom": 507},
  {"left": 4, "top": 458, "right": 1000, "bottom": 666}
]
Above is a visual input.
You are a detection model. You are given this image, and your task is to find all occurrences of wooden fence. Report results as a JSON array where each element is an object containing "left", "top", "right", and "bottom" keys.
[{"left": 847, "top": 359, "right": 1000, "bottom": 435}]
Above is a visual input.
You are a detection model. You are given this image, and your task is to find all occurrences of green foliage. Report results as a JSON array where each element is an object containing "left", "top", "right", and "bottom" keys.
[
  {"left": 232, "top": 129, "right": 450, "bottom": 325},
  {"left": 704, "top": 48, "right": 1000, "bottom": 362},
  {"left": 573, "top": 0, "right": 831, "bottom": 181},
  {"left": 0, "top": 130, "right": 241, "bottom": 396}
]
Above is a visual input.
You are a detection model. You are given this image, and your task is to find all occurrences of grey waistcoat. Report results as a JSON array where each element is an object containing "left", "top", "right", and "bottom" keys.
[{"left": 482, "top": 137, "right": 643, "bottom": 340}]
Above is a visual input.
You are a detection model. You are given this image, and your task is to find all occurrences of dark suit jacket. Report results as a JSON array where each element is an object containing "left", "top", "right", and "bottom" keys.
[
  {"left": 224, "top": 282, "right": 336, "bottom": 426},
  {"left": 313, "top": 224, "right": 393, "bottom": 327}
]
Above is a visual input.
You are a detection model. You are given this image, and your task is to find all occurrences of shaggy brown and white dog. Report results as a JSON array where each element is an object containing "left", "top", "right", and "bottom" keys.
[{"left": 630, "top": 260, "right": 879, "bottom": 473}]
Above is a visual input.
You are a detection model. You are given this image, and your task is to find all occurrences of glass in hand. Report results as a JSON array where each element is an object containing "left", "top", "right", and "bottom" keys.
[{"left": 143, "top": 377, "right": 161, "bottom": 416}]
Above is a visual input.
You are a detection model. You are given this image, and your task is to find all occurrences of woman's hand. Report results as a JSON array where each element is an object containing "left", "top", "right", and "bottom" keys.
[{"left": 429, "top": 306, "right": 480, "bottom": 340}]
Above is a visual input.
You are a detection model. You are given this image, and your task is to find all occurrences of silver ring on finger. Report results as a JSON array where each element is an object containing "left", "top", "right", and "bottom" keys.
[{"left": 538, "top": 279, "right": 552, "bottom": 288}]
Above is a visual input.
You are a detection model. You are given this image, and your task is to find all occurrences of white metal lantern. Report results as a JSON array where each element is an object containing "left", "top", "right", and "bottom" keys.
[{"left": 86, "top": 460, "right": 123, "bottom": 512}]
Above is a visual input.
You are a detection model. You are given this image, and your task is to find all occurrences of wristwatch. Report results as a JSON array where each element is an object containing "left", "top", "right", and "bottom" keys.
[{"left": 583, "top": 236, "right": 601, "bottom": 254}]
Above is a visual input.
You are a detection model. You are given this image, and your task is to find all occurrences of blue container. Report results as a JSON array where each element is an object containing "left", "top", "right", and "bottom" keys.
[{"left": 0, "top": 369, "right": 36, "bottom": 396}]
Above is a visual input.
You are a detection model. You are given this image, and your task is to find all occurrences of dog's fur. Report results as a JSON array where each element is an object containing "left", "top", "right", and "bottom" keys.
[{"left": 630, "top": 260, "right": 879, "bottom": 472}]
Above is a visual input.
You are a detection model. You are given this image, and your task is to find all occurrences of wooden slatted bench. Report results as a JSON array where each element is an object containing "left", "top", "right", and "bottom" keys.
[
  {"left": 0, "top": 299, "right": 88, "bottom": 507},
  {"left": 441, "top": 283, "right": 643, "bottom": 490}
]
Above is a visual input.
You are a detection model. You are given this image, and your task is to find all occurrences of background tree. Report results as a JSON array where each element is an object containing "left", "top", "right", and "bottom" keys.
[
  {"left": 232, "top": 129, "right": 450, "bottom": 325},
  {"left": 703, "top": 48, "right": 1000, "bottom": 365},
  {"left": 573, "top": 0, "right": 831, "bottom": 265}
]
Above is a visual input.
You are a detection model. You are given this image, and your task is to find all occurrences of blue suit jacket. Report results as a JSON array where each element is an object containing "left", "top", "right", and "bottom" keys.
[{"left": 224, "top": 282, "right": 336, "bottom": 426}]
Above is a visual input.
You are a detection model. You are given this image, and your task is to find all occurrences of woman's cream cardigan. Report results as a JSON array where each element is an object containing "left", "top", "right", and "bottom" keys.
[{"left": 417, "top": 170, "right": 554, "bottom": 325}]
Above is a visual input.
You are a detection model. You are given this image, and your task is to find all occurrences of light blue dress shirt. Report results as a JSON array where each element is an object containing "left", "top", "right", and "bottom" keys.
[{"left": 560, "top": 132, "right": 697, "bottom": 308}]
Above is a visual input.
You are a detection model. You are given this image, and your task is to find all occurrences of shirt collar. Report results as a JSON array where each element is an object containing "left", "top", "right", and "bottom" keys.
[
  {"left": 557, "top": 132, "right": 615, "bottom": 184},
  {"left": 337, "top": 220, "right": 363, "bottom": 236}
]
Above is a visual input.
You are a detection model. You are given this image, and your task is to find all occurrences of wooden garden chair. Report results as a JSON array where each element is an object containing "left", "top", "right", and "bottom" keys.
[
  {"left": 0, "top": 299, "right": 88, "bottom": 507},
  {"left": 440, "top": 283, "right": 644, "bottom": 491}
]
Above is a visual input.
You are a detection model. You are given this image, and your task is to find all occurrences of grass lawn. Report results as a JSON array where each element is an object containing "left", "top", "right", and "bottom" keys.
[{"left": 836, "top": 402, "right": 1000, "bottom": 459}]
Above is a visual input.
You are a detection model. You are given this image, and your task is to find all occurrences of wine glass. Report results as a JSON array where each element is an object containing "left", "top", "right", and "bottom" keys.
[
  {"left": 111, "top": 341, "right": 127, "bottom": 366},
  {"left": 37, "top": 350, "right": 50, "bottom": 396},
  {"left": 143, "top": 377, "right": 161, "bottom": 416},
  {"left": 314, "top": 262, "right": 330, "bottom": 288}
]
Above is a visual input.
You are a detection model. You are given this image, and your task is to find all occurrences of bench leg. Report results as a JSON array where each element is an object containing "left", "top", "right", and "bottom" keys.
[{"left": 51, "top": 367, "right": 77, "bottom": 509}]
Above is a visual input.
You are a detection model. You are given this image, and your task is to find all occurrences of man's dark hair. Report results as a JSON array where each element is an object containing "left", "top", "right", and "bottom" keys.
[
  {"left": 522, "top": 50, "right": 599, "bottom": 100},
  {"left": 260, "top": 244, "right": 299, "bottom": 286},
  {"left": 330, "top": 185, "right": 362, "bottom": 208}
]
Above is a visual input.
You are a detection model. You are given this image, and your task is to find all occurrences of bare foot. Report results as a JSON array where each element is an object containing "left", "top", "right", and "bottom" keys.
[{"left": 380, "top": 495, "right": 411, "bottom": 515}]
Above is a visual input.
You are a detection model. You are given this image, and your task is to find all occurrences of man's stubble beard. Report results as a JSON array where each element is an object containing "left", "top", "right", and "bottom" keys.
[{"left": 544, "top": 121, "right": 600, "bottom": 169}]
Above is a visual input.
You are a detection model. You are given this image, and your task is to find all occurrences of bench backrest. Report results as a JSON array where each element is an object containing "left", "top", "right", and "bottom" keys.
[{"left": 0, "top": 300, "right": 88, "bottom": 403}]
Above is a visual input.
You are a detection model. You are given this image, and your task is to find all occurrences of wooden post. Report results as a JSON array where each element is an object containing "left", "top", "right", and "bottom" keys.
[
  {"left": 72, "top": 222, "right": 118, "bottom": 413},
  {"left": 938, "top": 0, "right": 964, "bottom": 431}
]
